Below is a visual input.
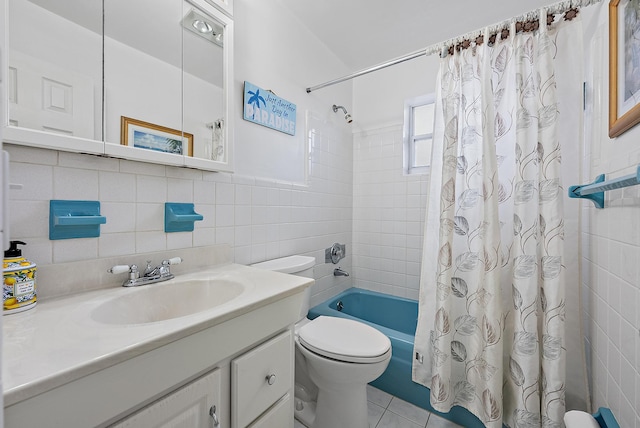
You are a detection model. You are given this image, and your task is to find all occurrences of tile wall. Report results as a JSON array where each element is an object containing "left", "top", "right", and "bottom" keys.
[
  {"left": 352, "top": 125, "right": 429, "bottom": 300},
  {"left": 5, "top": 114, "right": 353, "bottom": 305},
  {"left": 582, "top": 160, "right": 640, "bottom": 428},
  {"left": 581, "top": 11, "right": 640, "bottom": 427}
]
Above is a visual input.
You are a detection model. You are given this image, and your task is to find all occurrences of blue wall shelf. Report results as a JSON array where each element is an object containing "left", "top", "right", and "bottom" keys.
[
  {"left": 165, "top": 203, "right": 203, "bottom": 233},
  {"left": 49, "top": 200, "right": 107, "bottom": 240},
  {"left": 569, "top": 165, "right": 640, "bottom": 209}
]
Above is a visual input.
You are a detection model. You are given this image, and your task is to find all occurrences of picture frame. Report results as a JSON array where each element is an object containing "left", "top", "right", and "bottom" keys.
[
  {"left": 120, "top": 116, "right": 194, "bottom": 156},
  {"left": 609, "top": 0, "right": 640, "bottom": 137}
]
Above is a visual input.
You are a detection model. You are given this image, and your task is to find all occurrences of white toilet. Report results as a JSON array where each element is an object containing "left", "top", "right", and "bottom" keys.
[{"left": 251, "top": 255, "right": 391, "bottom": 428}]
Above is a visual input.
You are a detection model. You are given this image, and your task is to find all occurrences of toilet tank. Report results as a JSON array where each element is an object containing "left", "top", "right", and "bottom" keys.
[
  {"left": 250, "top": 255, "right": 315, "bottom": 319},
  {"left": 250, "top": 255, "right": 315, "bottom": 278}
]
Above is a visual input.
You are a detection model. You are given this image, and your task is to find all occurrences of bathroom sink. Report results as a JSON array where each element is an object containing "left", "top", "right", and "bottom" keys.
[{"left": 91, "top": 278, "right": 245, "bottom": 324}]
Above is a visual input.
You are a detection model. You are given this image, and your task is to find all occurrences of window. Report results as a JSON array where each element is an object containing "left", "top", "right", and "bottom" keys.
[{"left": 403, "top": 93, "right": 435, "bottom": 175}]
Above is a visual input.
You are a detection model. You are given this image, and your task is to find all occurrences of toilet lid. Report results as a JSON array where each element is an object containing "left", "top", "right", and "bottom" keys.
[{"left": 298, "top": 316, "right": 391, "bottom": 363}]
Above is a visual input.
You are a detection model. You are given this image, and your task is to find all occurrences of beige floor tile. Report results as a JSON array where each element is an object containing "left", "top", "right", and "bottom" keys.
[
  {"left": 387, "top": 397, "right": 430, "bottom": 426},
  {"left": 368, "top": 401, "right": 386, "bottom": 427},
  {"left": 376, "top": 410, "right": 424, "bottom": 428},
  {"left": 367, "top": 384, "right": 393, "bottom": 408}
]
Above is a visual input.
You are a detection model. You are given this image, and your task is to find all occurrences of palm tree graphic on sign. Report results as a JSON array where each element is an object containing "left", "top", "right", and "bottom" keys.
[{"left": 247, "top": 89, "right": 266, "bottom": 119}]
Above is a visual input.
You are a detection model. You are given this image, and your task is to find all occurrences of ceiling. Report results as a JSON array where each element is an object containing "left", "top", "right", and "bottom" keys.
[{"left": 280, "top": 0, "right": 560, "bottom": 71}]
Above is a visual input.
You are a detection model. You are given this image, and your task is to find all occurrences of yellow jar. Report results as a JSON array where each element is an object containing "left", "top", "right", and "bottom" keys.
[{"left": 3, "top": 241, "right": 36, "bottom": 314}]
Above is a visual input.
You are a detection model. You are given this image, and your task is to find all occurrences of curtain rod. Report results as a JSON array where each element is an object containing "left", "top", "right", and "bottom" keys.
[
  {"left": 305, "top": 50, "right": 426, "bottom": 93},
  {"left": 305, "top": 0, "right": 601, "bottom": 94}
]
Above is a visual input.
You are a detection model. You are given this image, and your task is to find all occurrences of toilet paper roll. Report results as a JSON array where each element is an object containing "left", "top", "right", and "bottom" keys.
[{"left": 564, "top": 410, "right": 600, "bottom": 428}]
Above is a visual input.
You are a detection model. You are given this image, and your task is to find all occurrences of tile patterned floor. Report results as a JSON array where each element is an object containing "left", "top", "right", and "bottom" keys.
[{"left": 293, "top": 385, "right": 464, "bottom": 428}]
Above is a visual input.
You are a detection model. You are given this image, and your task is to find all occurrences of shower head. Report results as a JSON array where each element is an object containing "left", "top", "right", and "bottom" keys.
[{"left": 332, "top": 104, "right": 353, "bottom": 124}]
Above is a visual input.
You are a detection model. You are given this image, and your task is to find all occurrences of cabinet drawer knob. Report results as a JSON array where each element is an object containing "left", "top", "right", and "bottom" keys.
[
  {"left": 209, "top": 405, "right": 220, "bottom": 426},
  {"left": 266, "top": 373, "right": 276, "bottom": 385}
]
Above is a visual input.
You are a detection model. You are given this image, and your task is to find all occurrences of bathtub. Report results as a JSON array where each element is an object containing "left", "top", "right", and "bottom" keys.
[{"left": 308, "top": 287, "right": 483, "bottom": 428}]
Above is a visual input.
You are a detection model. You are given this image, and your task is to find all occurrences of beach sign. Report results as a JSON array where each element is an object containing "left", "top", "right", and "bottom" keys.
[{"left": 243, "top": 81, "right": 296, "bottom": 135}]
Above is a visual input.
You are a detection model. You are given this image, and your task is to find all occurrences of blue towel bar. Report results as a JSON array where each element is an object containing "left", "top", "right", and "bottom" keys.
[
  {"left": 569, "top": 165, "right": 640, "bottom": 208},
  {"left": 593, "top": 407, "right": 620, "bottom": 428}
]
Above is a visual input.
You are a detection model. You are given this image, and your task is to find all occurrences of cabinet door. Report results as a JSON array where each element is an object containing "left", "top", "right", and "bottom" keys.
[
  {"left": 110, "top": 368, "right": 221, "bottom": 428},
  {"left": 231, "top": 330, "right": 293, "bottom": 428}
]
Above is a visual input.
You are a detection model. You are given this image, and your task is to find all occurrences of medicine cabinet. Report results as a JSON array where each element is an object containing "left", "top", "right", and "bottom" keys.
[{"left": 1, "top": 0, "right": 234, "bottom": 172}]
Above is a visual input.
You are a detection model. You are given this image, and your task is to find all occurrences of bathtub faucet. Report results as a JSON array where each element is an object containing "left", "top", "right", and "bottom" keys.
[{"left": 333, "top": 267, "right": 349, "bottom": 277}]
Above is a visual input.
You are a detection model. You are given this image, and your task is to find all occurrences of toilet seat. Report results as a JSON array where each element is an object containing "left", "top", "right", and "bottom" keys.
[{"left": 298, "top": 316, "right": 391, "bottom": 363}]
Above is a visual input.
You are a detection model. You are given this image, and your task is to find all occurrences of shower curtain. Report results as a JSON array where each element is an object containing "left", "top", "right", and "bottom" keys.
[{"left": 413, "top": 10, "right": 588, "bottom": 428}]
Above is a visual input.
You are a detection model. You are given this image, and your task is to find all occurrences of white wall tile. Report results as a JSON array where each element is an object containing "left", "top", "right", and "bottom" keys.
[
  {"left": 193, "top": 228, "right": 215, "bottom": 247},
  {"left": 215, "top": 205, "right": 234, "bottom": 227},
  {"left": 216, "top": 183, "right": 235, "bottom": 204},
  {"left": 9, "top": 200, "right": 49, "bottom": 238},
  {"left": 215, "top": 226, "right": 235, "bottom": 246},
  {"left": 166, "top": 166, "right": 202, "bottom": 180},
  {"left": 10, "top": 163, "right": 53, "bottom": 201},
  {"left": 120, "top": 159, "right": 166, "bottom": 177},
  {"left": 352, "top": 125, "right": 427, "bottom": 299},
  {"left": 53, "top": 239, "right": 98, "bottom": 263},
  {"left": 58, "top": 152, "right": 119, "bottom": 171},
  {"left": 167, "top": 232, "right": 193, "bottom": 250},
  {"left": 135, "top": 231, "right": 167, "bottom": 253},
  {"left": 53, "top": 167, "right": 100, "bottom": 200},
  {"left": 194, "top": 180, "right": 215, "bottom": 204},
  {"left": 235, "top": 184, "right": 252, "bottom": 205},
  {"left": 4, "top": 144, "right": 58, "bottom": 165},
  {"left": 234, "top": 205, "right": 252, "bottom": 226},
  {"left": 100, "top": 171, "right": 136, "bottom": 202},
  {"left": 582, "top": 30, "right": 640, "bottom": 419},
  {"left": 99, "top": 232, "right": 136, "bottom": 258},
  {"left": 99, "top": 204, "right": 135, "bottom": 238},
  {"left": 167, "top": 178, "right": 193, "bottom": 202},
  {"left": 136, "top": 203, "right": 164, "bottom": 232},
  {"left": 136, "top": 176, "right": 167, "bottom": 203},
  {"left": 194, "top": 204, "right": 216, "bottom": 229}
]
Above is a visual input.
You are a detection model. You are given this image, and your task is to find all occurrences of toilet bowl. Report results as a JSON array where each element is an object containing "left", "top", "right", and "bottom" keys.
[{"left": 251, "top": 256, "right": 392, "bottom": 428}]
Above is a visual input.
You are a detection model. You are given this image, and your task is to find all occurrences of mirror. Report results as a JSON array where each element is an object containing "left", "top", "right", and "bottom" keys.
[
  {"left": 4, "top": 0, "right": 232, "bottom": 171},
  {"left": 6, "top": 0, "right": 103, "bottom": 150},
  {"left": 104, "top": 0, "right": 228, "bottom": 167},
  {"left": 182, "top": 1, "right": 226, "bottom": 163}
]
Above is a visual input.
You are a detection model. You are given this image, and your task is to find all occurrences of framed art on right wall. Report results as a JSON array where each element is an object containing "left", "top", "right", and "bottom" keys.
[{"left": 609, "top": 0, "right": 640, "bottom": 137}]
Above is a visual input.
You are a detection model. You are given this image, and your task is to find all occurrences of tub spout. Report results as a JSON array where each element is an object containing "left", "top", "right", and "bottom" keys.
[{"left": 333, "top": 267, "right": 349, "bottom": 277}]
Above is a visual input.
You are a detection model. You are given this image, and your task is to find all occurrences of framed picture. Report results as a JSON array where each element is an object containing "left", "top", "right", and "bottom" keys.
[
  {"left": 120, "top": 116, "right": 193, "bottom": 156},
  {"left": 609, "top": 0, "right": 640, "bottom": 137}
]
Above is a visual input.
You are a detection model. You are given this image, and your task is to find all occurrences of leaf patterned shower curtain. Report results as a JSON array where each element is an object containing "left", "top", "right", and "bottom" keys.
[{"left": 412, "top": 10, "right": 577, "bottom": 428}]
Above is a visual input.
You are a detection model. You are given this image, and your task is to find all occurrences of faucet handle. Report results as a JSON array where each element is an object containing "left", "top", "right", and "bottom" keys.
[
  {"left": 143, "top": 260, "right": 154, "bottom": 275},
  {"left": 108, "top": 264, "right": 140, "bottom": 281},
  {"left": 108, "top": 265, "right": 132, "bottom": 275},
  {"left": 157, "top": 257, "right": 181, "bottom": 278}
]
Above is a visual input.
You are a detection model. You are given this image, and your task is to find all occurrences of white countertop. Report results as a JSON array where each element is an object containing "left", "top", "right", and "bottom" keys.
[{"left": 2, "top": 263, "right": 312, "bottom": 407}]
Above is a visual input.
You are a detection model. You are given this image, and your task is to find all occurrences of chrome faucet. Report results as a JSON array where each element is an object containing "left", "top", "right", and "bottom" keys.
[
  {"left": 109, "top": 257, "right": 182, "bottom": 287},
  {"left": 333, "top": 267, "right": 349, "bottom": 277}
]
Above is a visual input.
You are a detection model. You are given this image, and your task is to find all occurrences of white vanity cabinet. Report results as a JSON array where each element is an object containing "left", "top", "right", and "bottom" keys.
[
  {"left": 110, "top": 368, "right": 222, "bottom": 428},
  {"left": 108, "top": 331, "right": 295, "bottom": 428},
  {"left": 3, "top": 288, "right": 305, "bottom": 428}
]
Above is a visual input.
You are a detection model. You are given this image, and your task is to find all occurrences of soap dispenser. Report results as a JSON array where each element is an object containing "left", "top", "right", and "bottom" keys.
[{"left": 3, "top": 240, "right": 37, "bottom": 314}]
